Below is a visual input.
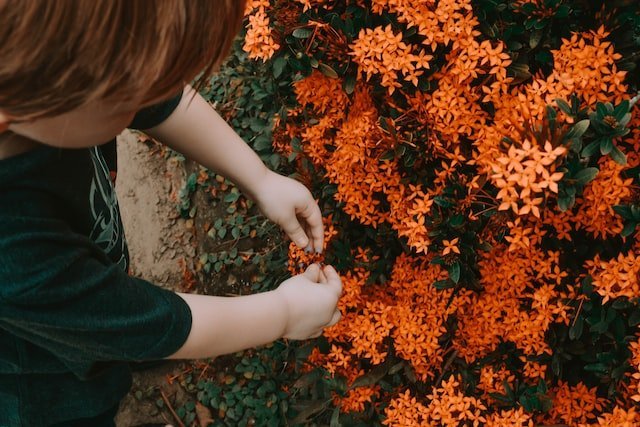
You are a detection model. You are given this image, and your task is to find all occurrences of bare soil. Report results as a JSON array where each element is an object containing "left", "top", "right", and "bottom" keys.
[{"left": 114, "top": 130, "right": 197, "bottom": 427}]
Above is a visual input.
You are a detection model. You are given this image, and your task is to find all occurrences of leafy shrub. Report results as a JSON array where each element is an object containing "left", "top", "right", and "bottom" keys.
[{"left": 225, "top": 0, "right": 640, "bottom": 425}]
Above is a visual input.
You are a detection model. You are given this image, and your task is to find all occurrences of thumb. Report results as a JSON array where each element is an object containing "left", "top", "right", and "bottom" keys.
[
  {"left": 322, "top": 265, "right": 342, "bottom": 297},
  {"left": 318, "top": 268, "right": 328, "bottom": 285},
  {"left": 303, "top": 263, "right": 321, "bottom": 282}
]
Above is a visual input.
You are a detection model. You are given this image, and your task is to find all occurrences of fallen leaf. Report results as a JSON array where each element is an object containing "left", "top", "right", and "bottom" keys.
[{"left": 195, "top": 402, "right": 213, "bottom": 427}]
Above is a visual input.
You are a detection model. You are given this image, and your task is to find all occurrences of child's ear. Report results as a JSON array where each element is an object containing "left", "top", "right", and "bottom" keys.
[{"left": 0, "top": 112, "right": 9, "bottom": 133}]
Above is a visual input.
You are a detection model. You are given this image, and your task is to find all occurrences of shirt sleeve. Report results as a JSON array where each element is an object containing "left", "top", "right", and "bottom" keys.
[
  {"left": 128, "top": 90, "right": 184, "bottom": 130},
  {"left": 0, "top": 215, "right": 192, "bottom": 366}
]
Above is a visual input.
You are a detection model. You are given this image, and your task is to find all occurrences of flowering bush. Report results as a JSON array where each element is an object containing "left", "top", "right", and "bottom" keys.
[{"left": 240, "top": 0, "right": 640, "bottom": 425}]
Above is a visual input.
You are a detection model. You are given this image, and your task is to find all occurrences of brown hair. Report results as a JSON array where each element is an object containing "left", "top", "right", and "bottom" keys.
[{"left": 0, "top": 0, "right": 246, "bottom": 120}]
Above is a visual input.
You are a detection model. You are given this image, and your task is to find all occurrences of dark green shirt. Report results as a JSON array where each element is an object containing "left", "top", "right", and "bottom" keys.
[{"left": 0, "top": 94, "right": 193, "bottom": 427}]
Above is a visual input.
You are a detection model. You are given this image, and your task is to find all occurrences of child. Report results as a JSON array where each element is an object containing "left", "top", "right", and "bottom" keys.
[{"left": 0, "top": 1, "right": 342, "bottom": 426}]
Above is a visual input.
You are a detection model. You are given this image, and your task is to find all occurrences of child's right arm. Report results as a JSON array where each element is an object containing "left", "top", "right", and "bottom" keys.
[{"left": 166, "top": 263, "right": 342, "bottom": 359}]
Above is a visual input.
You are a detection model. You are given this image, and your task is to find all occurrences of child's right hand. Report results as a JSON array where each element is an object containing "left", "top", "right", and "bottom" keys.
[{"left": 275, "top": 263, "right": 342, "bottom": 340}]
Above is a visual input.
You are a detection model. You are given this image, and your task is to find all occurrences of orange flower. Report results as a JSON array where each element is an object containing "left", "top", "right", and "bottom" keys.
[
  {"left": 543, "top": 381, "right": 605, "bottom": 425},
  {"left": 586, "top": 250, "right": 640, "bottom": 303},
  {"left": 242, "top": 6, "right": 280, "bottom": 61},
  {"left": 442, "top": 238, "right": 460, "bottom": 255}
]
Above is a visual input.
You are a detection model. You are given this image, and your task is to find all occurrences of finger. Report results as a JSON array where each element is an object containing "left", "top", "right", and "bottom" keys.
[
  {"left": 322, "top": 265, "right": 342, "bottom": 296},
  {"left": 303, "top": 223, "right": 314, "bottom": 253},
  {"left": 297, "top": 200, "right": 324, "bottom": 254},
  {"left": 318, "top": 268, "right": 328, "bottom": 285},
  {"left": 327, "top": 309, "right": 342, "bottom": 327},
  {"left": 302, "top": 263, "right": 321, "bottom": 282},
  {"left": 282, "top": 214, "right": 310, "bottom": 249}
]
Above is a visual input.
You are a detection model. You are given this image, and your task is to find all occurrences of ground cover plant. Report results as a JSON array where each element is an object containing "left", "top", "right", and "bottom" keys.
[{"left": 187, "top": 0, "right": 640, "bottom": 425}]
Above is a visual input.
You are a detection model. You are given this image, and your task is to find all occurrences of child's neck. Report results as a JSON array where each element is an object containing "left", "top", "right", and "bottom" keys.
[{"left": 0, "top": 132, "right": 41, "bottom": 160}]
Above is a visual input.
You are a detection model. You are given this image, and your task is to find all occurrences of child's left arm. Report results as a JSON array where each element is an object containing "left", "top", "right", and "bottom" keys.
[{"left": 144, "top": 86, "right": 324, "bottom": 253}]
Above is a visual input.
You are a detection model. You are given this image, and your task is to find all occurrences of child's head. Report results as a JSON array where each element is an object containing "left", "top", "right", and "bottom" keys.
[{"left": 0, "top": 0, "right": 245, "bottom": 147}]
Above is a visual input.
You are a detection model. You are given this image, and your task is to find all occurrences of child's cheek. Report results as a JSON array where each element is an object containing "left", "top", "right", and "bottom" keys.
[{"left": 11, "top": 110, "right": 136, "bottom": 148}]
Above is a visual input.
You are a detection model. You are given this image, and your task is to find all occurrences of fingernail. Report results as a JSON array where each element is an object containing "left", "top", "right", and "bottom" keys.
[
  {"left": 305, "top": 245, "right": 312, "bottom": 253},
  {"left": 315, "top": 248, "right": 322, "bottom": 254}
]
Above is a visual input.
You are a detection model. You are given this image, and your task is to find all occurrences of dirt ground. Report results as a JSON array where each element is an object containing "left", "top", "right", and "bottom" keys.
[{"left": 114, "top": 130, "right": 196, "bottom": 427}]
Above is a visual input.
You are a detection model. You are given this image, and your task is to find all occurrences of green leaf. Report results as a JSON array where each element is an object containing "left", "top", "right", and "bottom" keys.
[
  {"left": 582, "top": 276, "right": 594, "bottom": 295},
  {"left": 449, "top": 214, "right": 464, "bottom": 228},
  {"left": 546, "top": 106, "right": 557, "bottom": 129},
  {"left": 350, "top": 363, "right": 390, "bottom": 389},
  {"left": 272, "top": 56, "right": 286, "bottom": 78},
  {"left": 574, "top": 167, "right": 599, "bottom": 185},
  {"left": 584, "top": 363, "right": 608, "bottom": 373},
  {"left": 539, "top": 395, "right": 553, "bottom": 412},
  {"left": 318, "top": 63, "right": 339, "bottom": 79},
  {"left": 630, "top": 310, "right": 640, "bottom": 327},
  {"left": 343, "top": 74, "right": 356, "bottom": 95},
  {"left": 613, "top": 205, "right": 633, "bottom": 219},
  {"left": 224, "top": 192, "right": 240, "bottom": 203},
  {"left": 379, "top": 150, "right": 395, "bottom": 161},
  {"left": 187, "top": 173, "right": 198, "bottom": 191},
  {"left": 292, "top": 28, "right": 313, "bottom": 38},
  {"left": 569, "top": 119, "right": 590, "bottom": 139},
  {"left": 569, "top": 315, "right": 584, "bottom": 340},
  {"left": 609, "top": 144, "right": 627, "bottom": 165},
  {"left": 449, "top": 262, "right": 461, "bottom": 284},
  {"left": 433, "top": 279, "right": 454, "bottom": 290},
  {"left": 330, "top": 407, "right": 341, "bottom": 427},
  {"left": 613, "top": 100, "right": 630, "bottom": 121},
  {"left": 596, "top": 102, "right": 608, "bottom": 118},
  {"left": 621, "top": 221, "right": 637, "bottom": 237},
  {"left": 600, "top": 138, "right": 613, "bottom": 155},
  {"left": 268, "top": 153, "right": 281, "bottom": 169},
  {"left": 619, "top": 113, "right": 632, "bottom": 127},
  {"left": 558, "top": 195, "right": 575, "bottom": 211},
  {"left": 529, "top": 29, "right": 543, "bottom": 48},
  {"left": 581, "top": 140, "right": 600, "bottom": 157},
  {"left": 231, "top": 227, "right": 241, "bottom": 239},
  {"left": 556, "top": 98, "right": 572, "bottom": 115}
]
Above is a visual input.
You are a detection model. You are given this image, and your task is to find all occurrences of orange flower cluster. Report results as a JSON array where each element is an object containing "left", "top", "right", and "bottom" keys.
[
  {"left": 383, "top": 389, "right": 429, "bottom": 426},
  {"left": 491, "top": 140, "right": 566, "bottom": 218},
  {"left": 572, "top": 158, "right": 634, "bottom": 238},
  {"left": 241, "top": 0, "right": 639, "bottom": 424},
  {"left": 542, "top": 381, "right": 605, "bottom": 425},
  {"left": 336, "top": 384, "right": 380, "bottom": 413},
  {"left": 388, "top": 255, "right": 471, "bottom": 380},
  {"left": 630, "top": 336, "right": 640, "bottom": 403},
  {"left": 385, "top": 377, "right": 490, "bottom": 427},
  {"left": 350, "top": 25, "right": 432, "bottom": 93},
  {"left": 475, "top": 27, "right": 627, "bottom": 177},
  {"left": 578, "top": 406, "right": 640, "bottom": 427},
  {"left": 423, "top": 376, "right": 487, "bottom": 426},
  {"left": 586, "top": 249, "right": 640, "bottom": 303},
  {"left": 294, "top": 74, "right": 438, "bottom": 252},
  {"left": 371, "top": 0, "right": 477, "bottom": 52},
  {"left": 485, "top": 408, "right": 534, "bottom": 427},
  {"left": 454, "top": 244, "right": 571, "bottom": 362},
  {"left": 477, "top": 365, "right": 516, "bottom": 399},
  {"left": 319, "top": 253, "right": 471, "bottom": 384},
  {"left": 243, "top": 1, "right": 280, "bottom": 61}
]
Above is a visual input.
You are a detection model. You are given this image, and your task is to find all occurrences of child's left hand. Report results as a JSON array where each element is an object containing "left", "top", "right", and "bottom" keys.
[{"left": 253, "top": 170, "right": 324, "bottom": 253}]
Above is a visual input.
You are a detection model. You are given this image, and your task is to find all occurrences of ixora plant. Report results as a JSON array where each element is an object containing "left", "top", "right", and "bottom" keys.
[{"left": 239, "top": 0, "right": 640, "bottom": 425}]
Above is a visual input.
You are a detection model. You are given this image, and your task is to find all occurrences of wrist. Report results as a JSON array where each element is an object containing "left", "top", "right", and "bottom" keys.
[
  {"left": 242, "top": 165, "right": 272, "bottom": 202},
  {"left": 269, "top": 288, "right": 291, "bottom": 339}
]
